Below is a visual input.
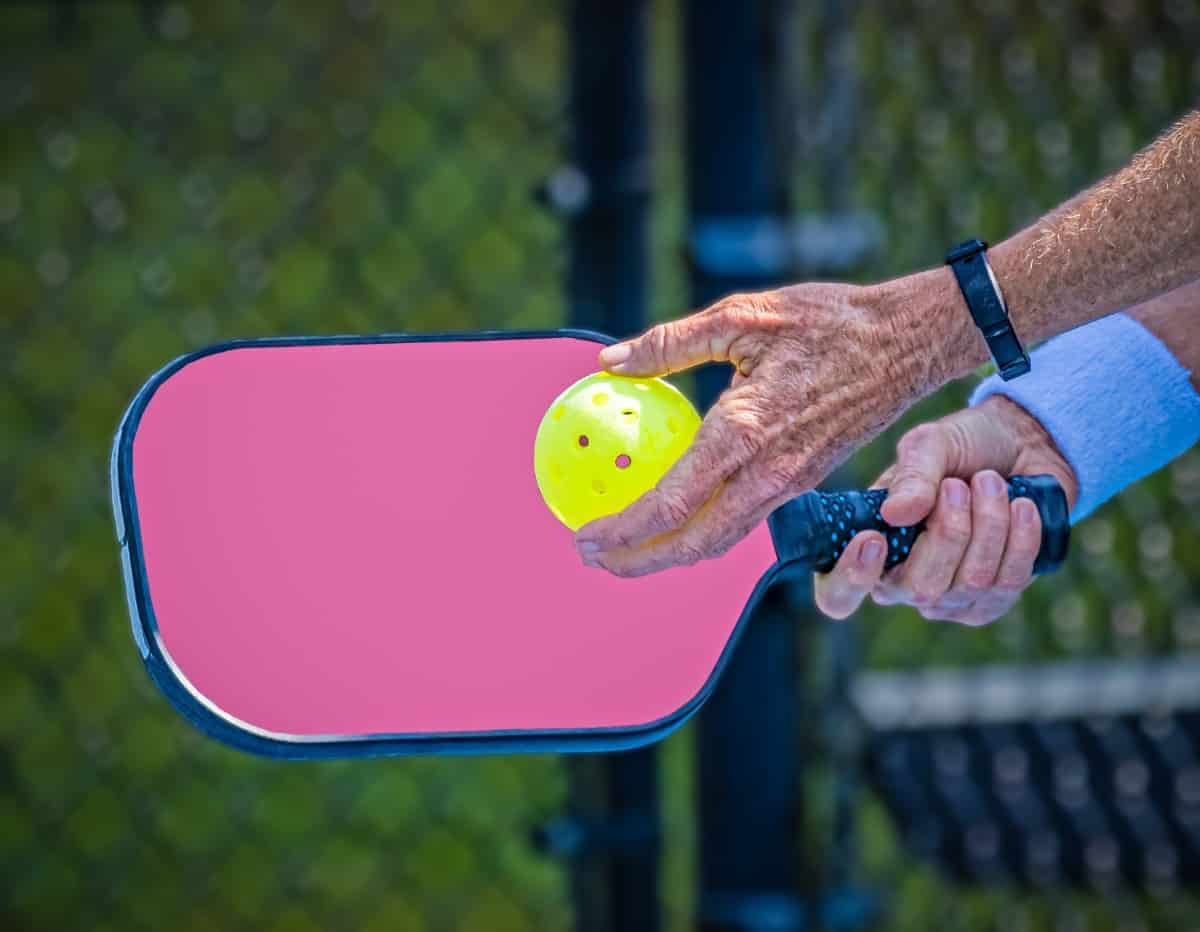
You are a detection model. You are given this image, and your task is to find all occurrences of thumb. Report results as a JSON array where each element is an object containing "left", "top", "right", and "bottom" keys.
[
  {"left": 598, "top": 307, "right": 737, "bottom": 377},
  {"left": 880, "top": 409, "right": 1015, "bottom": 526},
  {"left": 879, "top": 423, "right": 954, "bottom": 526}
]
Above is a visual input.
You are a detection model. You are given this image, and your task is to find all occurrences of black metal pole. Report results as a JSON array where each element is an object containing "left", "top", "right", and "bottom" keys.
[
  {"left": 683, "top": 2, "right": 807, "bottom": 930},
  {"left": 554, "top": 3, "right": 660, "bottom": 931},
  {"left": 563, "top": 0, "right": 651, "bottom": 338}
]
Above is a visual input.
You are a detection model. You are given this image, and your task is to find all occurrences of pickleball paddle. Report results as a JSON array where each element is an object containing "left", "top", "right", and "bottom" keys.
[{"left": 111, "top": 331, "right": 1069, "bottom": 758}]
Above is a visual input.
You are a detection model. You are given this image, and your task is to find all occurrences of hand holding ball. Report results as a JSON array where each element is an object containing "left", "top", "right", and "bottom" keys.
[{"left": 534, "top": 373, "right": 701, "bottom": 530}]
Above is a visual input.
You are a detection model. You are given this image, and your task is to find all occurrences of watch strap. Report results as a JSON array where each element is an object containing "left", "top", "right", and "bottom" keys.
[{"left": 946, "top": 239, "right": 1030, "bottom": 381}]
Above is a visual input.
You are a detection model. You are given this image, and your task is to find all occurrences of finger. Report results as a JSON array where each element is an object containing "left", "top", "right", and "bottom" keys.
[
  {"left": 585, "top": 467, "right": 782, "bottom": 578},
  {"left": 879, "top": 423, "right": 958, "bottom": 526},
  {"left": 955, "top": 591, "right": 1021, "bottom": 627},
  {"left": 915, "top": 600, "right": 976, "bottom": 623},
  {"left": 598, "top": 306, "right": 741, "bottom": 377},
  {"left": 813, "top": 531, "right": 888, "bottom": 620},
  {"left": 879, "top": 408, "right": 1018, "bottom": 526},
  {"left": 886, "top": 478, "right": 972, "bottom": 606},
  {"left": 576, "top": 386, "right": 765, "bottom": 554},
  {"left": 993, "top": 497, "right": 1041, "bottom": 595},
  {"left": 949, "top": 498, "right": 1041, "bottom": 626},
  {"left": 869, "top": 581, "right": 902, "bottom": 606},
  {"left": 950, "top": 470, "right": 1011, "bottom": 593}
]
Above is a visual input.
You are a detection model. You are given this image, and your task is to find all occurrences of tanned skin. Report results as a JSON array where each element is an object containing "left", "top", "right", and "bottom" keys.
[
  {"left": 573, "top": 111, "right": 1200, "bottom": 578},
  {"left": 813, "top": 280, "right": 1200, "bottom": 625}
]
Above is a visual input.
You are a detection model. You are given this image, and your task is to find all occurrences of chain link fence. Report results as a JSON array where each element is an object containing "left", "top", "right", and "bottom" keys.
[
  {"left": 3, "top": 2, "right": 572, "bottom": 930},
  {"left": 4, "top": 1, "right": 1200, "bottom": 930},
  {"left": 777, "top": 2, "right": 1200, "bottom": 930}
]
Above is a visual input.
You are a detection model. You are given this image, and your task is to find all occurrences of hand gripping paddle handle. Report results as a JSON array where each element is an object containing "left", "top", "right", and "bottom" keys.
[{"left": 768, "top": 474, "right": 1070, "bottom": 576}]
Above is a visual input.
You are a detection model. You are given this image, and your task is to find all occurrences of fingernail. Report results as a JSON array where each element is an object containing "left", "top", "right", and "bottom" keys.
[
  {"left": 979, "top": 472, "right": 1004, "bottom": 497},
  {"left": 946, "top": 482, "right": 968, "bottom": 508},
  {"left": 599, "top": 344, "right": 632, "bottom": 368},
  {"left": 1016, "top": 500, "right": 1036, "bottom": 527},
  {"left": 860, "top": 540, "right": 883, "bottom": 565},
  {"left": 578, "top": 541, "right": 602, "bottom": 555}
]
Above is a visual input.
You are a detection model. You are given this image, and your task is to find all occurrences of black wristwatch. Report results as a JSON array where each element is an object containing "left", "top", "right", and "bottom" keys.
[{"left": 945, "top": 239, "right": 1030, "bottom": 381}]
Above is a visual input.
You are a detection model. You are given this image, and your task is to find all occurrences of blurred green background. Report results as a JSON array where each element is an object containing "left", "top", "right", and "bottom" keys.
[{"left": 3, "top": 1, "right": 1200, "bottom": 929}]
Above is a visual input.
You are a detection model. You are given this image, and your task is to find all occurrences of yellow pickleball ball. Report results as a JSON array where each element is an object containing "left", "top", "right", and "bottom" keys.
[{"left": 534, "top": 372, "right": 702, "bottom": 531}]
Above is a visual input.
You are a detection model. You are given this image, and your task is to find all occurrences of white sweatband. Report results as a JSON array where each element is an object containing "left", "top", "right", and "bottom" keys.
[{"left": 969, "top": 313, "right": 1200, "bottom": 523}]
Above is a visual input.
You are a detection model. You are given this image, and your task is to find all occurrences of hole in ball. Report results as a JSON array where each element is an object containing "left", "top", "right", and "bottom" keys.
[
  {"left": 578, "top": 434, "right": 589, "bottom": 447},
  {"left": 615, "top": 454, "right": 631, "bottom": 469}
]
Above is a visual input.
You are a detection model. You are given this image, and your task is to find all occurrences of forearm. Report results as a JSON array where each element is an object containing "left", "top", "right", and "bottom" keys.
[
  {"left": 879, "top": 110, "right": 1200, "bottom": 388},
  {"left": 998, "top": 111, "right": 1200, "bottom": 341},
  {"left": 1128, "top": 278, "right": 1200, "bottom": 392},
  {"left": 969, "top": 281, "right": 1200, "bottom": 520}
]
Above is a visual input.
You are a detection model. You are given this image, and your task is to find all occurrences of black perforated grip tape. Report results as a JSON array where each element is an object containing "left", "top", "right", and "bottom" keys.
[{"left": 767, "top": 474, "right": 1070, "bottom": 576}]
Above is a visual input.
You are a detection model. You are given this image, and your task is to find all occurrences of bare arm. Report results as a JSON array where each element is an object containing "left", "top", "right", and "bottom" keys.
[
  {"left": 891, "top": 110, "right": 1200, "bottom": 384},
  {"left": 1130, "top": 278, "right": 1200, "bottom": 391},
  {"left": 816, "top": 279, "right": 1200, "bottom": 624},
  {"left": 577, "top": 113, "right": 1200, "bottom": 577}
]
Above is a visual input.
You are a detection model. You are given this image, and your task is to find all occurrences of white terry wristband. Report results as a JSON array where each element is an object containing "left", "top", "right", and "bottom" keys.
[{"left": 969, "top": 313, "right": 1200, "bottom": 523}]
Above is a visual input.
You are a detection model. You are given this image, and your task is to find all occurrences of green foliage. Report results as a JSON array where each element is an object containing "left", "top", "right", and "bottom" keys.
[
  {"left": 4, "top": 0, "right": 1200, "bottom": 929},
  {"left": 3, "top": 1, "right": 568, "bottom": 930}
]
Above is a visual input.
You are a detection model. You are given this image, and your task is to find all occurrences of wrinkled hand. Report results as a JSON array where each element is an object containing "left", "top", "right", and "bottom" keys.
[
  {"left": 814, "top": 395, "right": 1079, "bottom": 626},
  {"left": 574, "top": 280, "right": 944, "bottom": 576}
]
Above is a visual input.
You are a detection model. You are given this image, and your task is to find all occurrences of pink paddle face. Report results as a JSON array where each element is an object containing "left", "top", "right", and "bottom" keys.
[{"left": 122, "top": 335, "right": 779, "bottom": 750}]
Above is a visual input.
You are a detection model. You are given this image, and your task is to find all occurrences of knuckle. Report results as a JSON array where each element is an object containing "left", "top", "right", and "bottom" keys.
[
  {"left": 959, "top": 571, "right": 995, "bottom": 593},
  {"left": 941, "top": 418, "right": 974, "bottom": 468},
  {"left": 870, "top": 586, "right": 898, "bottom": 606},
  {"left": 993, "top": 575, "right": 1029, "bottom": 597},
  {"left": 974, "top": 496, "right": 1009, "bottom": 527},
  {"left": 643, "top": 324, "right": 672, "bottom": 368},
  {"left": 673, "top": 540, "right": 707, "bottom": 567},
  {"left": 755, "top": 458, "right": 798, "bottom": 497},
  {"left": 941, "top": 585, "right": 978, "bottom": 606},
  {"left": 602, "top": 524, "right": 635, "bottom": 550},
  {"left": 654, "top": 488, "right": 692, "bottom": 530},
  {"left": 722, "top": 297, "right": 762, "bottom": 327},
  {"left": 717, "top": 410, "right": 768, "bottom": 460},
  {"left": 917, "top": 603, "right": 952, "bottom": 622},
  {"left": 897, "top": 423, "right": 941, "bottom": 459},
  {"left": 712, "top": 294, "right": 770, "bottom": 332},
  {"left": 911, "top": 583, "right": 947, "bottom": 607},
  {"left": 937, "top": 516, "right": 972, "bottom": 547},
  {"left": 606, "top": 561, "right": 634, "bottom": 579}
]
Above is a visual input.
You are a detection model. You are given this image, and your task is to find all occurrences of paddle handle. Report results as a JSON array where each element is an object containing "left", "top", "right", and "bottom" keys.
[{"left": 768, "top": 474, "right": 1070, "bottom": 576}]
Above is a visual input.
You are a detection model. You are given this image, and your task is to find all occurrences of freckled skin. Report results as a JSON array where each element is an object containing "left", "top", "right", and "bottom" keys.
[
  {"left": 576, "top": 111, "right": 1200, "bottom": 579},
  {"left": 811, "top": 279, "right": 1200, "bottom": 625},
  {"left": 813, "top": 395, "right": 1078, "bottom": 626}
]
